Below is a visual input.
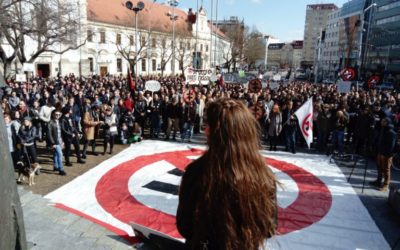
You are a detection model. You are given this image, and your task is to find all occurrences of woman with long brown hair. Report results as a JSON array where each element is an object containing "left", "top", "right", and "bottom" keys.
[{"left": 177, "top": 98, "right": 277, "bottom": 250}]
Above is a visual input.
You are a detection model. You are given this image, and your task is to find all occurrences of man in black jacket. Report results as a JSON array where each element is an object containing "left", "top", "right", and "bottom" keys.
[
  {"left": 371, "top": 118, "right": 397, "bottom": 191},
  {"left": 48, "top": 110, "right": 67, "bottom": 176},
  {"left": 282, "top": 100, "right": 297, "bottom": 154},
  {"left": 165, "top": 97, "right": 182, "bottom": 141},
  {"left": 60, "top": 107, "right": 85, "bottom": 167}
]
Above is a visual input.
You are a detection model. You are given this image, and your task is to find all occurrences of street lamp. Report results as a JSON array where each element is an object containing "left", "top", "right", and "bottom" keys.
[
  {"left": 264, "top": 35, "right": 269, "bottom": 71},
  {"left": 167, "top": 0, "right": 179, "bottom": 76},
  {"left": 125, "top": 1, "right": 145, "bottom": 85},
  {"left": 358, "top": 2, "right": 377, "bottom": 83}
]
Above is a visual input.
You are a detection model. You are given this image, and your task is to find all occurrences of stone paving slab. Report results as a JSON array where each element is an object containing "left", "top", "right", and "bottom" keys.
[{"left": 19, "top": 187, "right": 136, "bottom": 250}]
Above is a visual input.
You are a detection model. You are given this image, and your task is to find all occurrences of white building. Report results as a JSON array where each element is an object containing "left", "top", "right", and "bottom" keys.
[
  {"left": 320, "top": 8, "right": 341, "bottom": 80},
  {"left": 1, "top": 0, "right": 231, "bottom": 78}
]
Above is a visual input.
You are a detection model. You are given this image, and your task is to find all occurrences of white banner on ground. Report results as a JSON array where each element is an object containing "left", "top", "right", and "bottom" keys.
[
  {"left": 337, "top": 81, "right": 352, "bottom": 93},
  {"left": 295, "top": 98, "right": 313, "bottom": 148},
  {"left": 46, "top": 141, "right": 390, "bottom": 250}
]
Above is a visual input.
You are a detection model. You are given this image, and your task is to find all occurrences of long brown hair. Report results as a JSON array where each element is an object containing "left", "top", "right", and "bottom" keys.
[{"left": 193, "top": 98, "right": 277, "bottom": 250}]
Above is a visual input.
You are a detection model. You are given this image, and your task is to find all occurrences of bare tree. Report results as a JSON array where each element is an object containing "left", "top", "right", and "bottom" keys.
[
  {"left": 0, "top": 0, "right": 85, "bottom": 76},
  {"left": 156, "top": 33, "right": 173, "bottom": 76},
  {"left": 243, "top": 27, "right": 265, "bottom": 70},
  {"left": 174, "top": 30, "right": 193, "bottom": 76},
  {"left": 219, "top": 22, "right": 246, "bottom": 72}
]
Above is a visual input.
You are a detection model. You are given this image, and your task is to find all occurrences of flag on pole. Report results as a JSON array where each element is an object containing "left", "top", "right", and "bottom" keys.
[
  {"left": 127, "top": 68, "right": 135, "bottom": 92},
  {"left": 219, "top": 72, "right": 224, "bottom": 87},
  {"left": 294, "top": 98, "right": 313, "bottom": 148}
]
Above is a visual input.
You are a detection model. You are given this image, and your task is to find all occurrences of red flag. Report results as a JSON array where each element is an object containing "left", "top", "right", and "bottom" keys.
[
  {"left": 128, "top": 68, "right": 135, "bottom": 91},
  {"left": 219, "top": 72, "right": 224, "bottom": 87}
]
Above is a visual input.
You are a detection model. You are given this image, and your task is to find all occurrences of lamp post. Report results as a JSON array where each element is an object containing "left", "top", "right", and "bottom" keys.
[
  {"left": 358, "top": 2, "right": 377, "bottom": 84},
  {"left": 167, "top": 0, "right": 179, "bottom": 76},
  {"left": 264, "top": 35, "right": 269, "bottom": 71},
  {"left": 125, "top": 1, "right": 145, "bottom": 84},
  {"left": 213, "top": 0, "right": 218, "bottom": 69}
]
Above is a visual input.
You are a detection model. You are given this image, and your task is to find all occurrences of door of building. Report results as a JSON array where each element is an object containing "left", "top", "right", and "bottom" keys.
[
  {"left": 37, "top": 64, "right": 50, "bottom": 78},
  {"left": 100, "top": 66, "right": 108, "bottom": 77}
]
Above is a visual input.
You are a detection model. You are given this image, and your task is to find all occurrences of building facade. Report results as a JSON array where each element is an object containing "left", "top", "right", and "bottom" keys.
[
  {"left": 320, "top": 8, "right": 341, "bottom": 80},
  {"left": 267, "top": 41, "right": 303, "bottom": 70},
  {"left": 366, "top": 0, "right": 400, "bottom": 84},
  {"left": 302, "top": 4, "right": 338, "bottom": 68},
  {"left": 1, "top": 0, "right": 231, "bottom": 78}
]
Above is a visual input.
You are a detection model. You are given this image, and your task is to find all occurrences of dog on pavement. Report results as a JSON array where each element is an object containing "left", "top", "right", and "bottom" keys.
[{"left": 17, "top": 161, "right": 41, "bottom": 186}]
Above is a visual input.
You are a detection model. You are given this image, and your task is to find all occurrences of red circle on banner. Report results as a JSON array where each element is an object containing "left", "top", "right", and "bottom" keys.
[
  {"left": 368, "top": 76, "right": 380, "bottom": 89},
  {"left": 95, "top": 149, "right": 332, "bottom": 238},
  {"left": 340, "top": 68, "right": 356, "bottom": 81}
]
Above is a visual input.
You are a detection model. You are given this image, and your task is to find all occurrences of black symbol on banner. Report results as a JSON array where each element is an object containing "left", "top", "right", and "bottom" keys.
[{"left": 142, "top": 168, "right": 184, "bottom": 195}]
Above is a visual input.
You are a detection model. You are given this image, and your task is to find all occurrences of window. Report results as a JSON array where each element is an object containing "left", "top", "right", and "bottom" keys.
[
  {"left": 187, "top": 42, "right": 190, "bottom": 50},
  {"left": 200, "top": 44, "right": 203, "bottom": 51},
  {"left": 152, "top": 59, "right": 156, "bottom": 71},
  {"left": 117, "top": 58, "right": 122, "bottom": 72},
  {"left": 171, "top": 60, "right": 174, "bottom": 71},
  {"left": 141, "top": 36, "right": 146, "bottom": 47},
  {"left": 206, "top": 45, "right": 208, "bottom": 52},
  {"left": 180, "top": 42, "right": 184, "bottom": 50},
  {"left": 100, "top": 31, "right": 106, "bottom": 43},
  {"left": 379, "top": 1, "right": 400, "bottom": 12},
  {"left": 129, "top": 35, "right": 134, "bottom": 46},
  {"left": 376, "top": 15, "right": 400, "bottom": 25},
  {"left": 116, "top": 34, "right": 121, "bottom": 45},
  {"left": 87, "top": 30, "right": 93, "bottom": 42},
  {"left": 142, "top": 59, "right": 146, "bottom": 72},
  {"left": 162, "top": 39, "right": 166, "bottom": 48},
  {"left": 152, "top": 38, "right": 156, "bottom": 48},
  {"left": 88, "top": 57, "right": 93, "bottom": 72}
]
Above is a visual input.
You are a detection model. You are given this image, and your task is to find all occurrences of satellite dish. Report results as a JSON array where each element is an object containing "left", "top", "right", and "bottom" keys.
[
  {"left": 125, "top": 1, "right": 133, "bottom": 10},
  {"left": 137, "top": 1, "right": 145, "bottom": 10}
]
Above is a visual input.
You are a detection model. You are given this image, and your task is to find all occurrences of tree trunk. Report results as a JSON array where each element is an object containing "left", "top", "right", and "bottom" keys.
[{"left": 0, "top": 73, "right": 27, "bottom": 250}]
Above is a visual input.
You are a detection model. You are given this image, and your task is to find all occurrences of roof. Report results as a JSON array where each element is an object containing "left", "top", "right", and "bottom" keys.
[
  {"left": 87, "top": 0, "right": 192, "bottom": 36},
  {"left": 208, "top": 22, "right": 227, "bottom": 38}
]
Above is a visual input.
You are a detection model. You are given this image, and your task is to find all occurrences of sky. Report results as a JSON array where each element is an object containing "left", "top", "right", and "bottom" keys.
[{"left": 179, "top": 0, "right": 350, "bottom": 42}]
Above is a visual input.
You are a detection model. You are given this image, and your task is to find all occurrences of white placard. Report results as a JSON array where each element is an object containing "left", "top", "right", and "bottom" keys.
[
  {"left": 22, "top": 63, "right": 35, "bottom": 72},
  {"left": 337, "top": 81, "right": 351, "bottom": 94},
  {"left": 273, "top": 74, "right": 282, "bottom": 81},
  {"left": 16, "top": 74, "right": 27, "bottom": 82},
  {"left": 145, "top": 80, "right": 161, "bottom": 92},
  {"left": 185, "top": 67, "right": 211, "bottom": 85}
]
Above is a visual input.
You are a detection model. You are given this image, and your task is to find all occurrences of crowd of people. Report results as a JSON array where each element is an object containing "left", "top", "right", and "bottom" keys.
[{"left": 0, "top": 72, "right": 398, "bottom": 190}]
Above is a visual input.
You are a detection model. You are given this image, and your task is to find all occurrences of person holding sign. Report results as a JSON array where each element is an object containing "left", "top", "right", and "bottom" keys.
[{"left": 177, "top": 99, "right": 277, "bottom": 250}]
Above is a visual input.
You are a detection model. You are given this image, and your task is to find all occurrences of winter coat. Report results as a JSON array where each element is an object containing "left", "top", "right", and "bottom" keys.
[
  {"left": 18, "top": 125, "right": 37, "bottom": 146},
  {"left": 83, "top": 111, "right": 98, "bottom": 140},
  {"left": 268, "top": 112, "right": 283, "bottom": 136},
  {"left": 378, "top": 124, "right": 397, "bottom": 157}
]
